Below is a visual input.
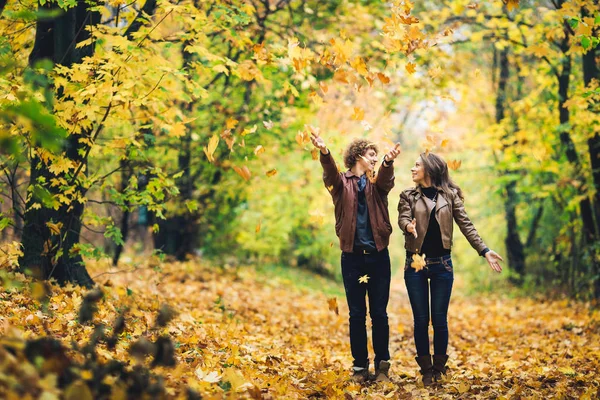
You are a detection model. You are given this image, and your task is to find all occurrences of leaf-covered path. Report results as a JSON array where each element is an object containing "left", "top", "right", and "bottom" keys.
[{"left": 1, "top": 259, "right": 599, "bottom": 399}]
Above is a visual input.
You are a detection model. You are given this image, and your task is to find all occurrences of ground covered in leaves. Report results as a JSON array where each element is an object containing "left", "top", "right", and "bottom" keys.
[{"left": 1, "top": 258, "right": 599, "bottom": 399}]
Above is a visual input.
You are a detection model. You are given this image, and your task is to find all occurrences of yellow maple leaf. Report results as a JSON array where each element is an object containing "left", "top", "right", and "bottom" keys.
[
  {"left": 327, "top": 297, "right": 339, "bottom": 315},
  {"left": 266, "top": 169, "right": 277, "bottom": 177},
  {"left": 503, "top": 0, "right": 519, "bottom": 12},
  {"left": 358, "top": 275, "right": 370, "bottom": 284},
  {"left": 309, "top": 91, "right": 324, "bottom": 107},
  {"left": 350, "top": 57, "right": 369, "bottom": 76},
  {"left": 377, "top": 73, "right": 391, "bottom": 84},
  {"left": 411, "top": 253, "right": 426, "bottom": 271},
  {"left": 254, "top": 145, "right": 265, "bottom": 156},
  {"left": 351, "top": 107, "right": 365, "bottom": 121},
  {"left": 203, "top": 135, "right": 219, "bottom": 163},
  {"left": 448, "top": 159, "right": 462, "bottom": 171},
  {"left": 406, "top": 62, "right": 417, "bottom": 74},
  {"left": 49, "top": 157, "right": 74, "bottom": 175},
  {"left": 441, "top": 139, "right": 450, "bottom": 148},
  {"left": 311, "top": 148, "right": 319, "bottom": 160},
  {"left": 226, "top": 118, "right": 239, "bottom": 130},
  {"left": 262, "top": 120, "right": 273, "bottom": 129},
  {"left": 46, "top": 221, "right": 63, "bottom": 235}
]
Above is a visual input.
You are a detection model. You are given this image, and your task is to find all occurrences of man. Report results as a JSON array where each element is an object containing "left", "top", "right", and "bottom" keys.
[{"left": 310, "top": 128, "right": 401, "bottom": 382}]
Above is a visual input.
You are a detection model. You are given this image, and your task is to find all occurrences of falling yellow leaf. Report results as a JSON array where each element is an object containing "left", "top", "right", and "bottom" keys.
[
  {"left": 203, "top": 135, "right": 219, "bottom": 163},
  {"left": 411, "top": 253, "right": 426, "bottom": 271},
  {"left": 311, "top": 148, "right": 319, "bottom": 160},
  {"left": 377, "top": 73, "right": 390, "bottom": 84},
  {"left": 330, "top": 242, "right": 334, "bottom": 247},
  {"left": 226, "top": 118, "right": 239, "bottom": 130},
  {"left": 358, "top": 275, "right": 370, "bottom": 284},
  {"left": 319, "top": 81, "right": 329, "bottom": 94},
  {"left": 406, "top": 62, "right": 416, "bottom": 74},
  {"left": 327, "top": 297, "right": 339, "bottom": 315},
  {"left": 262, "top": 120, "right": 274, "bottom": 129},
  {"left": 350, "top": 57, "right": 369, "bottom": 76},
  {"left": 256, "top": 219, "right": 262, "bottom": 233},
  {"left": 448, "top": 159, "right": 462, "bottom": 171},
  {"left": 351, "top": 107, "right": 365, "bottom": 121},
  {"left": 266, "top": 169, "right": 277, "bottom": 177},
  {"left": 309, "top": 91, "right": 324, "bottom": 107},
  {"left": 441, "top": 139, "right": 450, "bottom": 148},
  {"left": 254, "top": 145, "right": 265, "bottom": 156},
  {"left": 467, "top": 3, "right": 479, "bottom": 9},
  {"left": 233, "top": 165, "right": 252, "bottom": 181}
]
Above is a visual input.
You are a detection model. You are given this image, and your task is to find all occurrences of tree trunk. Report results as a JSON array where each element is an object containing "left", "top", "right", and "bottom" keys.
[
  {"left": 582, "top": 2, "right": 600, "bottom": 300},
  {"left": 496, "top": 46, "right": 526, "bottom": 280},
  {"left": 20, "top": 1, "right": 100, "bottom": 287}
]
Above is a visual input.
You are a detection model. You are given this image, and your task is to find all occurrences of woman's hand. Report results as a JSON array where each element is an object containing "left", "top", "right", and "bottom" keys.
[
  {"left": 384, "top": 143, "right": 402, "bottom": 163},
  {"left": 309, "top": 127, "right": 327, "bottom": 154},
  {"left": 485, "top": 250, "right": 503, "bottom": 273},
  {"left": 406, "top": 218, "right": 418, "bottom": 238}
]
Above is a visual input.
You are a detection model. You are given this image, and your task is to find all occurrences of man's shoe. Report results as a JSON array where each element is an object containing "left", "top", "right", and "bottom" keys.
[
  {"left": 350, "top": 367, "right": 369, "bottom": 383},
  {"left": 375, "top": 360, "right": 391, "bottom": 382}
]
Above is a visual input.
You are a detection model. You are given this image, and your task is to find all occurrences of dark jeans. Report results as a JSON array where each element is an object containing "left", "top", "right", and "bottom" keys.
[
  {"left": 404, "top": 254, "right": 454, "bottom": 357},
  {"left": 341, "top": 248, "right": 391, "bottom": 369}
]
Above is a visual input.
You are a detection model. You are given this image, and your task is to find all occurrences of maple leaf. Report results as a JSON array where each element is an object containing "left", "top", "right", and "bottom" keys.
[
  {"left": 49, "top": 158, "right": 74, "bottom": 175},
  {"left": 233, "top": 165, "right": 251, "bottom": 181},
  {"left": 262, "top": 120, "right": 273, "bottom": 129},
  {"left": 377, "top": 73, "right": 391, "bottom": 84},
  {"left": 327, "top": 297, "right": 339, "bottom": 315},
  {"left": 358, "top": 275, "right": 370, "bottom": 284},
  {"left": 266, "top": 169, "right": 277, "bottom": 177},
  {"left": 441, "top": 139, "right": 450, "bottom": 148},
  {"left": 226, "top": 118, "right": 239, "bottom": 130},
  {"left": 406, "top": 62, "right": 417, "bottom": 74},
  {"left": 203, "top": 135, "right": 219, "bottom": 163},
  {"left": 311, "top": 148, "right": 319, "bottom": 160},
  {"left": 503, "top": 0, "right": 519, "bottom": 12},
  {"left": 254, "top": 145, "right": 265, "bottom": 156},
  {"left": 448, "top": 159, "right": 462, "bottom": 171},
  {"left": 46, "top": 221, "right": 63, "bottom": 235},
  {"left": 351, "top": 107, "right": 365, "bottom": 121},
  {"left": 411, "top": 253, "right": 426, "bottom": 271},
  {"left": 350, "top": 57, "right": 369, "bottom": 76}
]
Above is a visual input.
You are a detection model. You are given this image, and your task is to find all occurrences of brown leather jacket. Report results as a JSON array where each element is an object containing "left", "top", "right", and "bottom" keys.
[
  {"left": 398, "top": 186, "right": 487, "bottom": 255},
  {"left": 320, "top": 151, "right": 395, "bottom": 252}
]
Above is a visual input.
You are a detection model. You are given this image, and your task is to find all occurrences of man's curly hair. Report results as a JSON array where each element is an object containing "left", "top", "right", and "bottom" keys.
[{"left": 343, "top": 139, "right": 379, "bottom": 169}]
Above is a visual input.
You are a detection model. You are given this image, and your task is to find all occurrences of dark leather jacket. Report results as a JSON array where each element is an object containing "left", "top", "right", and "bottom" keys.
[
  {"left": 398, "top": 186, "right": 487, "bottom": 255},
  {"left": 320, "top": 151, "right": 394, "bottom": 252}
]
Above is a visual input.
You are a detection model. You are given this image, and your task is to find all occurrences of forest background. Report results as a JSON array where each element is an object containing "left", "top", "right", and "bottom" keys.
[{"left": 0, "top": 0, "right": 599, "bottom": 398}]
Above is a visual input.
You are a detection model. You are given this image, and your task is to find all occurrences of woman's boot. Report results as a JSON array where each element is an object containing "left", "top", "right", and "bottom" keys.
[
  {"left": 432, "top": 354, "right": 449, "bottom": 382},
  {"left": 415, "top": 355, "right": 433, "bottom": 386}
]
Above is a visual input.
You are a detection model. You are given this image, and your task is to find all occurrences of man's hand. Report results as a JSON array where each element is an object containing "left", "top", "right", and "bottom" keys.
[
  {"left": 384, "top": 143, "right": 401, "bottom": 163},
  {"left": 309, "top": 127, "right": 327, "bottom": 154},
  {"left": 485, "top": 250, "right": 503, "bottom": 273},
  {"left": 406, "top": 218, "right": 418, "bottom": 238}
]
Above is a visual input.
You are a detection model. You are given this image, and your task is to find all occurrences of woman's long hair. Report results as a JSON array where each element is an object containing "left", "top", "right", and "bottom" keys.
[{"left": 420, "top": 152, "right": 464, "bottom": 201}]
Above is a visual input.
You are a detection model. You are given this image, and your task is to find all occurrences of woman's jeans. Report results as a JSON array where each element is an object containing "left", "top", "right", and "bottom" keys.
[
  {"left": 404, "top": 254, "right": 454, "bottom": 357},
  {"left": 341, "top": 248, "right": 391, "bottom": 369}
]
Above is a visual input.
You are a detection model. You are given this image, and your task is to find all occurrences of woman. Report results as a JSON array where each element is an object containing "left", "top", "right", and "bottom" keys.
[
  {"left": 310, "top": 129, "right": 401, "bottom": 382},
  {"left": 398, "top": 152, "right": 503, "bottom": 386}
]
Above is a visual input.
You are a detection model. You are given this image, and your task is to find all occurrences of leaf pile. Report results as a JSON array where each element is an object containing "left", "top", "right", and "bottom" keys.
[{"left": 0, "top": 259, "right": 599, "bottom": 399}]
